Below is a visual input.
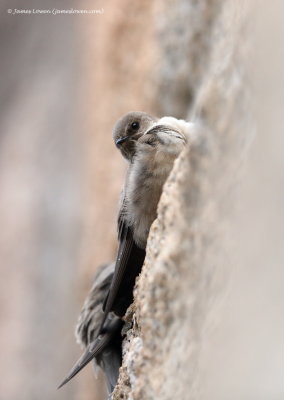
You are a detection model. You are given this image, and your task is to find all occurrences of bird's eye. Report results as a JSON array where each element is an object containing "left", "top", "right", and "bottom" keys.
[{"left": 131, "top": 121, "right": 140, "bottom": 130}]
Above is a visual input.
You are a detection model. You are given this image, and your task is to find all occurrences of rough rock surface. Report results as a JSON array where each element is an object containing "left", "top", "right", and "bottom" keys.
[{"left": 112, "top": 1, "right": 281, "bottom": 399}]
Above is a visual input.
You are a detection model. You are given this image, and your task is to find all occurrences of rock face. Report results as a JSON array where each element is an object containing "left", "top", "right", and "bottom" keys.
[{"left": 111, "top": 1, "right": 284, "bottom": 400}]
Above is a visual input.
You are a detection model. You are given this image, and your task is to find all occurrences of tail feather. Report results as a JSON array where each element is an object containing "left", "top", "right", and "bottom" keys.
[
  {"left": 100, "top": 345, "right": 122, "bottom": 394},
  {"left": 57, "top": 332, "right": 112, "bottom": 389},
  {"left": 58, "top": 317, "right": 123, "bottom": 390}
]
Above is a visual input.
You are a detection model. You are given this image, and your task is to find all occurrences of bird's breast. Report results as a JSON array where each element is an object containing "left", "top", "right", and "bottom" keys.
[{"left": 125, "top": 149, "right": 178, "bottom": 247}]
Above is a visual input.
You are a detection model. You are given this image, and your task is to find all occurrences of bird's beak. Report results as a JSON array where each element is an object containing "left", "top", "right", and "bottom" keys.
[{"left": 115, "top": 136, "right": 129, "bottom": 146}]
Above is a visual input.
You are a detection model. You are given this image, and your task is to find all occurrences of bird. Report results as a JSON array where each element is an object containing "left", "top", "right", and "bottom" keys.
[
  {"left": 58, "top": 262, "right": 123, "bottom": 395},
  {"left": 102, "top": 112, "right": 194, "bottom": 324},
  {"left": 112, "top": 111, "right": 158, "bottom": 161},
  {"left": 58, "top": 113, "right": 194, "bottom": 393}
]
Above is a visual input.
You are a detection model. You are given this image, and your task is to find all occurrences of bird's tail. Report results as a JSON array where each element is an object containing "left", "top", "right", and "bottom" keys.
[
  {"left": 100, "top": 344, "right": 122, "bottom": 394},
  {"left": 57, "top": 331, "right": 111, "bottom": 389},
  {"left": 57, "top": 317, "right": 123, "bottom": 389}
]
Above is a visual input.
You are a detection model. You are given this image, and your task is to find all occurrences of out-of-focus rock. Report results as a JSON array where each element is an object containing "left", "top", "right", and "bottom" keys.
[{"left": 112, "top": 1, "right": 284, "bottom": 399}]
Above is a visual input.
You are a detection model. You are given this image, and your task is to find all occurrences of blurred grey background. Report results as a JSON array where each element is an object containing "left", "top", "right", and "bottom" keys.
[{"left": 0, "top": 1, "right": 85, "bottom": 399}]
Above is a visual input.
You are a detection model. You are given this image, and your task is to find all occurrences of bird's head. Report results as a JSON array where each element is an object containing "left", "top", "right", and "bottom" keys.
[{"left": 112, "top": 111, "right": 157, "bottom": 160}]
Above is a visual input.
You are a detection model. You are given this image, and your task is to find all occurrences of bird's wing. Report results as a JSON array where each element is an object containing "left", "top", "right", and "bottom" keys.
[
  {"left": 76, "top": 263, "right": 115, "bottom": 347},
  {"left": 102, "top": 220, "right": 134, "bottom": 317},
  {"left": 58, "top": 317, "right": 123, "bottom": 389},
  {"left": 102, "top": 200, "right": 146, "bottom": 323},
  {"left": 144, "top": 124, "right": 183, "bottom": 140}
]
